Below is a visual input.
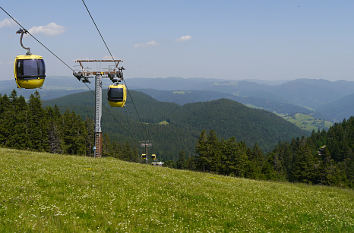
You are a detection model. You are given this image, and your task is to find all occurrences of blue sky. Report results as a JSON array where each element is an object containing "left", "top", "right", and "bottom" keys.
[{"left": 1, "top": 0, "right": 354, "bottom": 81}]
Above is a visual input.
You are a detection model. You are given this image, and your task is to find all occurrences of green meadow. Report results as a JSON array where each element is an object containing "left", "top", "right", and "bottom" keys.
[
  {"left": 279, "top": 113, "right": 333, "bottom": 132},
  {"left": 0, "top": 148, "right": 353, "bottom": 232}
]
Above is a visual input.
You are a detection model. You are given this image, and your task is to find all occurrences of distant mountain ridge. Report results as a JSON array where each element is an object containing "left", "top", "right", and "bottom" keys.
[
  {"left": 2, "top": 76, "right": 354, "bottom": 121},
  {"left": 316, "top": 93, "right": 354, "bottom": 122},
  {"left": 137, "top": 89, "right": 312, "bottom": 115},
  {"left": 127, "top": 78, "right": 354, "bottom": 122},
  {"left": 268, "top": 79, "right": 354, "bottom": 109}
]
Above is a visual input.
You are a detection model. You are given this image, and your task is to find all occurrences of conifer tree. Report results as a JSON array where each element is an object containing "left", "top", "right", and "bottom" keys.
[
  {"left": 46, "top": 106, "right": 63, "bottom": 154},
  {"left": 234, "top": 141, "right": 249, "bottom": 177},
  {"left": 176, "top": 150, "right": 186, "bottom": 169},
  {"left": 222, "top": 137, "right": 238, "bottom": 175},
  {"left": 28, "top": 91, "right": 47, "bottom": 151},
  {"left": 6, "top": 91, "right": 30, "bottom": 149},
  {"left": 248, "top": 144, "right": 265, "bottom": 179},
  {"left": 0, "top": 94, "right": 11, "bottom": 145},
  {"left": 290, "top": 141, "right": 318, "bottom": 183},
  {"left": 195, "top": 130, "right": 209, "bottom": 171},
  {"left": 85, "top": 118, "right": 94, "bottom": 156}
]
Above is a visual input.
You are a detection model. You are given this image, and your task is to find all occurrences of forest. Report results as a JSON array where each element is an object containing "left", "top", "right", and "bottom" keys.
[
  {"left": 44, "top": 90, "right": 307, "bottom": 159},
  {"left": 0, "top": 91, "right": 352, "bottom": 188},
  {"left": 168, "top": 118, "right": 353, "bottom": 188},
  {"left": 0, "top": 90, "right": 138, "bottom": 161}
]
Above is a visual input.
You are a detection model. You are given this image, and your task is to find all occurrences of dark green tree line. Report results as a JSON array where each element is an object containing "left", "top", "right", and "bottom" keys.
[
  {"left": 172, "top": 130, "right": 280, "bottom": 181},
  {"left": 171, "top": 117, "right": 353, "bottom": 188},
  {"left": 275, "top": 117, "right": 354, "bottom": 187},
  {"left": 0, "top": 90, "right": 138, "bottom": 159}
]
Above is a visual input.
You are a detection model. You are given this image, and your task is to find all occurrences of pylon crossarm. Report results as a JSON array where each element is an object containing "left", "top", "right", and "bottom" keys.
[
  {"left": 73, "top": 59, "right": 124, "bottom": 83},
  {"left": 75, "top": 59, "right": 122, "bottom": 63}
]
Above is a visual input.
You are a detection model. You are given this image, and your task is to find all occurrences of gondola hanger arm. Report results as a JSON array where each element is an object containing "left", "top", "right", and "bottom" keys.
[{"left": 16, "top": 28, "right": 31, "bottom": 55}]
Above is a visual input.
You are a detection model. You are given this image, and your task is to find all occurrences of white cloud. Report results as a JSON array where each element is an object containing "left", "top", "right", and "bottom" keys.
[
  {"left": 134, "top": 40, "right": 159, "bottom": 48},
  {"left": 177, "top": 35, "right": 192, "bottom": 42},
  {"left": 28, "top": 22, "right": 65, "bottom": 36},
  {"left": 0, "top": 18, "right": 16, "bottom": 28}
]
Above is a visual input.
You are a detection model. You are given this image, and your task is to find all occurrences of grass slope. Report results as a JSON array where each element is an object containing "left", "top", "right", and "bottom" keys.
[{"left": 0, "top": 148, "right": 353, "bottom": 232}]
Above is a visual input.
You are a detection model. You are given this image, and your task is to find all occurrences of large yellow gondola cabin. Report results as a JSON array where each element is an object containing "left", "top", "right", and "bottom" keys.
[
  {"left": 107, "top": 83, "right": 127, "bottom": 107},
  {"left": 14, "top": 54, "right": 46, "bottom": 89}
]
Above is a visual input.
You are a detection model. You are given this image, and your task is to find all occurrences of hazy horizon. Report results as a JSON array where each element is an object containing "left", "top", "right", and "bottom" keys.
[
  {"left": 1, "top": 1, "right": 354, "bottom": 81},
  {"left": 1, "top": 75, "right": 354, "bottom": 83}
]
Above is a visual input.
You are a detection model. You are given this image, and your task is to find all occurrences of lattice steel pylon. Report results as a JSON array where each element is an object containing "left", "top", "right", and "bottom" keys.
[
  {"left": 73, "top": 59, "right": 123, "bottom": 158},
  {"left": 94, "top": 74, "right": 103, "bottom": 157},
  {"left": 140, "top": 141, "right": 152, "bottom": 164}
]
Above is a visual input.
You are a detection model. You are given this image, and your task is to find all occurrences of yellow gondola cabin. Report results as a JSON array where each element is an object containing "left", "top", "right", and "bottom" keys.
[
  {"left": 14, "top": 54, "right": 46, "bottom": 89},
  {"left": 107, "top": 83, "right": 127, "bottom": 107}
]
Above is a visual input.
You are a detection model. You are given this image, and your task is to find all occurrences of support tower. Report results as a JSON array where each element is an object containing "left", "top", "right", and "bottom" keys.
[{"left": 74, "top": 59, "right": 122, "bottom": 158}]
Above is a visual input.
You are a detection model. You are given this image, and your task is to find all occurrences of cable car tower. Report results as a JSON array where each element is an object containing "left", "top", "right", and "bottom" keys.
[
  {"left": 73, "top": 59, "right": 124, "bottom": 158},
  {"left": 140, "top": 140, "right": 152, "bottom": 164}
]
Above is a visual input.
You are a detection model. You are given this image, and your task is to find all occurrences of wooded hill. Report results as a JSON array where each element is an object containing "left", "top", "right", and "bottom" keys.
[
  {"left": 137, "top": 89, "right": 313, "bottom": 115},
  {"left": 44, "top": 90, "right": 307, "bottom": 160}
]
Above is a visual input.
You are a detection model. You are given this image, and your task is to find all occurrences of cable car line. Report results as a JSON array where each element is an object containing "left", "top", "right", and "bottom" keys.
[
  {"left": 80, "top": 0, "right": 153, "bottom": 146},
  {"left": 0, "top": 6, "right": 75, "bottom": 73},
  {"left": 0, "top": 6, "right": 95, "bottom": 93},
  {"left": 80, "top": 0, "right": 118, "bottom": 67},
  {"left": 124, "top": 79, "right": 153, "bottom": 143}
]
